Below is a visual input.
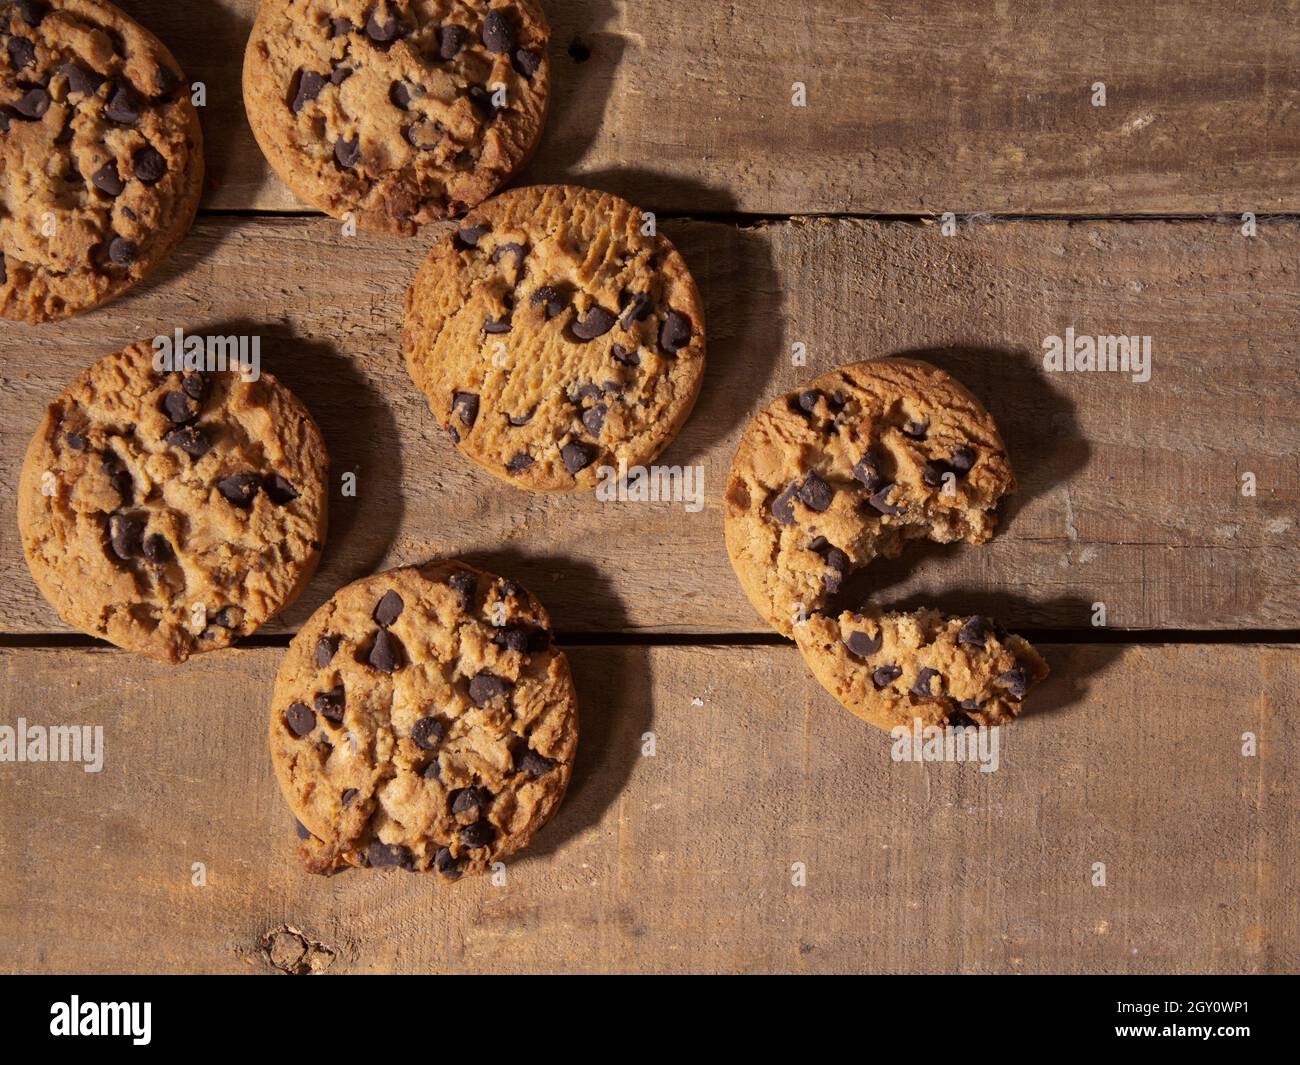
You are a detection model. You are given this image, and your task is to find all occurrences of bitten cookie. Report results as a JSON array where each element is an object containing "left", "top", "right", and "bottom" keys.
[
  {"left": 724, "top": 358, "right": 1016, "bottom": 637},
  {"left": 403, "top": 184, "right": 706, "bottom": 491},
  {"left": 270, "top": 561, "right": 578, "bottom": 878},
  {"left": 243, "top": 0, "right": 550, "bottom": 235},
  {"left": 17, "top": 340, "right": 328, "bottom": 662},
  {"left": 794, "top": 608, "right": 1049, "bottom": 732},
  {"left": 0, "top": 0, "right": 204, "bottom": 322}
]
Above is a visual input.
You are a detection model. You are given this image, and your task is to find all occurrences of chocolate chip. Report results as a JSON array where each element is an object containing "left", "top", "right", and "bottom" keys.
[
  {"left": 513, "top": 48, "right": 541, "bottom": 78},
  {"left": 852, "top": 453, "right": 885, "bottom": 493},
  {"left": 12, "top": 86, "right": 49, "bottom": 120},
  {"left": 433, "top": 847, "right": 462, "bottom": 877},
  {"left": 67, "top": 432, "right": 87, "bottom": 451},
  {"left": 483, "top": 312, "right": 512, "bottom": 334},
  {"left": 507, "top": 408, "right": 534, "bottom": 426},
  {"left": 314, "top": 685, "right": 345, "bottom": 724},
  {"left": 452, "top": 391, "right": 479, "bottom": 428},
  {"left": 451, "top": 786, "right": 486, "bottom": 815},
  {"left": 491, "top": 242, "right": 526, "bottom": 266},
  {"left": 957, "top": 698, "right": 983, "bottom": 712},
  {"left": 373, "top": 589, "right": 404, "bottom": 626},
  {"left": 872, "top": 664, "right": 903, "bottom": 689},
  {"left": 619, "top": 291, "right": 652, "bottom": 329},
  {"left": 922, "top": 460, "right": 953, "bottom": 488},
  {"left": 161, "top": 390, "right": 197, "bottom": 424},
  {"left": 369, "top": 629, "right": 404, "bottom": 673},
  {"left": 468, "top": 672, "right": 511, "bottom": 707},
  {"left": 482, "top": 9, "right": 515, "bottom": 53},
  {"left": 821, "top": 547, "right": 849, "bottom": 592},
  {"left": 405, "top": 119, "right": 440, "bottom": 150},
  {"left": 107, "top": 236, "right": 137, "bottom": 265},
  {"left": 795, "top": 390, "right": 823, "bottom": 416},
  {"left": 365, "top": 11, "right": 402, "bottom": 44},
  {"left": 531, "top": 284, "right": 568, "bottom": 319},
  {"left": 507, "top": 452, "right": 534, "bottom": 473},
  {"left": 104, "top": 456, "right": 133, "bottom": 501},
  {"left": 217, "top": 472, "right": 260, "bottom": 507},
  {"left": 164, "top": 425, "right": 210, "bottom": 458},
  {"left": 493, "top": 625, "right": 544, "bottom": 653},
  {"left": 867, "top": 483, "right": 905, "bottom": 516},
  {"left": 389, "top": 80, "right": 411, "bottom": 109},
  {"left": 7, "top": 36, "right": 36, "bottom": 70},
  {"left": 798, "top": 473, "right": 834, "bottom": 512},
  {"left": 771, "top": 483, "right": 799, "bottom": 525},
  {"left": 516, "top": 747, "right": 556, "bottom": 777},
  {"left": 330, "top": 65, "right": 352, "bottom": 85},
  {"left": 467, "top": 84, "right": 498, "bottom": 119},
  {"left": 448, "top": 570, "right": 476, "bottom": 610},
  {"left": 456, "top": 223, "right": 490, "bottom": 248},
  {"left": 572, "top": 306, "right": 616, "bottom": 341},
  {"left": 561, "top": 441, "right": 597, "bottom": 475},
  {"left": 315, "top": 635, "right": 338, "bottom": 667},
  {"left": 153, "top": 63, "right": 181, "bottom": 98},
  {"left": 179, "top": 371, "right": 207, "bottom": 401},
  {"left": 104, "top": 82, "right": 140, "bottom": 125},
  {"left": 611, "top": 344, "right": 639, "bottom": 367},
  {"left": 334, "top": 135, "right": 361, "bottom": 168},
  {"left": 15, "top": 0, "right": 47, "bottom": 25},
  {"left": 950, "top": 708, "right": 978, "bottom": 728},
  {"left": 108, "top": 513, "right": 143, "bottom": 559},
  {"left": 437, "top": 23, "right": 467, "bottom": 59},
  {"left": 997, "top": 665, "right": 1030, "bottom": 700},
  {"left": 142, "top": 533, "right": 172, "bottom": 563},
  {"left": 459, "top": 821, "right": 495, "bottom": 849},
  {"left": 902, "top": 419, "right": 929, "bottom": 440},
  {"left": 367, "top": 841, "right": 410, "bottom": 869},
  {"left": 950, "top": 446, "right": 976, "bottom": 475},
  {"left": 92, "top": 162, "right": 125, "bottom": 197},
  {"left": 422, "top": 760, "right": 441, "bottom": 782},
  {"left": 412, "top": 716, "right": 444, "bottom": 750},
  {"left": 285, "top": 702, "right": 315, "bottom": 737},
  {"left": 263, "top": 474, "right": 299, "bottom": 505},
  {"left": 291, "top": 69, "right": 327, "bottom": 113},
  {"left": 658, "top": 310, "right": 692, "bottom": 355},
  {"left": 331, "top": 17, "right": 353, "bottom": 36},
  {"left": 957, "top": 615, "right": 991, "bottom": 649},
  {"left": 911, "top": 667, "right": 941, "bottom": 698},
  {"left": 582, "top": 403, "right": 607, "bottom": 436},
  {"left": 60, "top": 62, "right": 104, "bottom": 96},
  {"left": 342, "top": 787, "right": 359, "bottom": 806},
  {"left": 845, "top": 628, "right": 882, "bottom": 658}
]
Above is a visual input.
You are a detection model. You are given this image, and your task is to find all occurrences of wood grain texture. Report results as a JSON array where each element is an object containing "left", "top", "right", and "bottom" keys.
[
  {"left": 0, "top": 642, "right": 1295, "bottom": 975},
  {"left": 110, "top": 0, "right": 1300, "bottom": 215},
  {"left": 2, "top": 216, "right": 1297, "bottom": 634}
]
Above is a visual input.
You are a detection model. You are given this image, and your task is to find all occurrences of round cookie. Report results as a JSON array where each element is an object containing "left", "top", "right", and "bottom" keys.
[
  {"left": 724, "top": 358, "right": 1016, "bottom": 638},
  {"left": 794, "top": 607, "right": 1049, "bottom": 732},
  {"left": 242, "top": 0, "right": 550, "bottom": 235},
  {"left": 403, "top": 184, "right": 706, "bottom": 491},
  {"left": 1, "top": 0, "right": 204, "bottom": 323},
  {"left": 270, "top": 561, "right": 578, "bottom": 877},
  {"left": 18, "top": 340, "right": 328, "bottom": 662}
]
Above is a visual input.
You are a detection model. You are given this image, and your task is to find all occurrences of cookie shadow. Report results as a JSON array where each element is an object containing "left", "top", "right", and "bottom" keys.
[{"left": 187, "top": 318, "right": 405, "bottom": 629}]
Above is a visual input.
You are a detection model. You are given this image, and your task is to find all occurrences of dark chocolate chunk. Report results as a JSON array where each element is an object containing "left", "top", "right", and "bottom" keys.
[
  {"left": 911, "top": 667, "right": 941, "bottom": 698},
  {"left": 161, "top": 390, "right": 197, "bottom": 424},
  {"left": 60, "top": 62, "right": 105, "bottom": 96},
  {"left": 432, "top": 846, "right": 462, "bottom": 877},
  {"left": 216, "top": 472, "right": 260, "bottom": 507},
  {"left": 263, "top": 474, "right": 298, "bottom": 505},
  {"left": 581, "top": 403, "right": 607, "bottom": 436},
  {"left": 291, "top": 69, "right": 327, "bottom": 113},
  {"left": 572, "top": 305, "right": 617, "bottom": 341},
  {"left": 437, "top": 23, "right": 467, "bottom": 59},
  {"left": 957, "top": 615, "right": 991, "bottom": 649},
  {"left": 12, "top": 86, "right": 49, "bottom": 120},
  {"left": 405, "top": 118, "right": 440, "bottom": 149},
  {"left": 796, "top": 390, "right": 822, "bottom": 415},
  {"left": 452, "top": 390, "right": 479, "bottom": 428},
  {"left": 330, "top": 65, "right": 352, "bottom": 85},
  {"left": 334, "top": 135, "right": 361, "bottom": 168},
  {"left": 467, "top": 84, "right": 498, "bottom": 119},
  {"left": 872, "top": 664, "right": 903, "bottom": 689},
  {"left": 852, "top": 453, "right": 885, "bottom": 493},
  {"left": 516, "top": 747, "right": 556, "bottom": 777},
  {"left": 482, "top": 9, "right": 515, "bottom": 53},
  {"left": 771, "top": 483, "right": 799, "bottom": 525},
  {"left": 342, "top": 787, "right": 359, "bottom": 806},
  {"left": 619, "top": 291, "right": 652, "bottom": 329},
  {"left": 285, "top": 702, "right": 315, "bottom": 737},
  {"left": 365, "top": 11, "right": 401, "bottom": 44},
  {"left": 658, "top": 309, "right": 692, "bottom": 355},
  {"left": 108, "top": 513, "right": 143, "bottom": 560},
  {"left": 7, "top": 36, "right": 36, "bottom": 70},
  {"left": 950, "top": 446, "right": 976, "bottom": 475},
  {"left": 180, "top": 372, "right": 207, "bottom": 401},
  {"left": 368, "top": 629, "right": 404, "bottom": 673},
  {"left": 389, "top": 80, "right": 411, "bottom": 109},
  {"left": 315, "top": 635, "right": 338, "bottom": 668},
  {"left": 950, "top": 708, "right": 978, "bottom": 728},
  {"left": 153, "top": 63, "right": 182, "bottom": 98},
  {"left": 997, "top": 665, "right": 1030, "bottom": 700},
  {"left": 373, "top": 589, "right": 404, "bottom": 627},
  {"left": 451, "top": 786, "right": 486, "bottom": 815},
  {"left": 66, "top": 431, "right": 88, "bottom": 451},
  {"left": 483, "top": 312, "right": 512, "bottom": 334},
  {"left": 164, "top": 425, "right": 211, "bottom": 459},
  {"left": 422, "top": 760, "right": 441, "bottom": 782},
  {"left": 367, "top": 841, "right": 410, "bottom": 869},
  {"left": 330, "top": 17, "right": 353, "bottom": 36},
  {"left": 798, "top": 473, "right": 834, "bottom": 512},
  {"left": 611, "top": 344, "right": 639, "bottom": 367},
  {"left": 456, "top": 222, "right": 490, "bottom": 248},
  {"left": 448, "top": 570, "right": 476, "bottom": 610},
  {"left": 922, "top": 459, "right": 953, "bottom": 488},
  {"left": 107, "top": 236, "right": 137, "bottom": 265},
  {"left": 16, "top": 1, "right": 48, "bottom": 26},
  {"left": 459, "top": 821, "right": 494, "bottom": 849},
  {"left": 104, "top": 81, "right": 140, "bottom": 124},
  {"left": 867, "top": 483, "right": 905, "bottom": 516},
  {"left": 314, "top": 685, "right": 345, "bottom": 724},
  {"left": 561, "top": 441, "right": 597, "bottom": 475},
  {"left": 468, "top": 672, "right": 511, "bottom": 707},
  {"left": 513, "top": 48, "right": 541, "bottom": 78},
  {"left": 844, "top": 628, "right": 882, "bottom": 658},
  {"left": 412, "top": 716, "right": 445, "bottom": 750},
  {"left": 141, "top": 533, "right": 171, "bottom": 564},
  {"left": 506, "top": 452, "right": 534, "bottom": 473},
  {"left": 531, "top": 284, "right": 568, "bottom": 319},
  {"left": 902, "top": 419, "right": 929, "bottom": 440},
  {"left": 92, "top": 162, "right": 125, "bottom": 197},
  {"left": 491, "top": 242, "right": 526, "bottom": 266}
]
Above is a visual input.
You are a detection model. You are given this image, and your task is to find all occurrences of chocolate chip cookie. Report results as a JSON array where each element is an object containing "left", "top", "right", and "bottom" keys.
[
  {"left": 795, "top": 607, "right": 1049, "bottom": 732},
  {"left": 17, "top": 340, "right": 328, "bottom": 662},
  {"left": 403, "top": 184, "right": 706, "bottom": 490},
  {"left": 724, "top": 358, "right": 1016, "bottom": 637},
  {"left": 270, "top": 561, "right": 578, "bottom": 877},
  {"left": 0, "top": 0, "right": 204, "bottom": 323},
  {"left": 243, "top": 0, "right": 550, "bottom": 235}
]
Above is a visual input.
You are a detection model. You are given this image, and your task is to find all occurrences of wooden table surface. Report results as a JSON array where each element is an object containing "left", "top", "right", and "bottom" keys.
[{"left": 1, "top": 0, "right": 1297, "bottom": 974}]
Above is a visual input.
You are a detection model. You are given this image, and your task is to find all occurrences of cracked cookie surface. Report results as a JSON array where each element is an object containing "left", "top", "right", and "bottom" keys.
[
  {"left": 403, "top": 184, "right": 706, "bottom": 490},
  {"left": 795, "top": 607, "right": 1049, "bottom": 732},
  {"left": 270, "top": 560, "right": 578, "bottom": 878},
  {"left": 0, "top": 0, "right": 203, "bottom": 322},
  {"left": 724, "top": 358, "right": 1016, "bottom": 637},
  {"left": 18, "top": 340, "right": 328, "bottom": 662},
  {"left": 243, "top": 0, "right": 549, "bottom": 235}
]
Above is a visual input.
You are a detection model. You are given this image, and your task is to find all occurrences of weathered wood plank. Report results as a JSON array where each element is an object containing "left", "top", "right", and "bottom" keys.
[
  {"left": 0, "top": 643, "right": 1295, "bottom": 974},
  {"left": 113, "top": 0, "right": 1300, "bottom": 215},
  {"left": 2, "top": 216, "right": 1297, "bottom": 634}
]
